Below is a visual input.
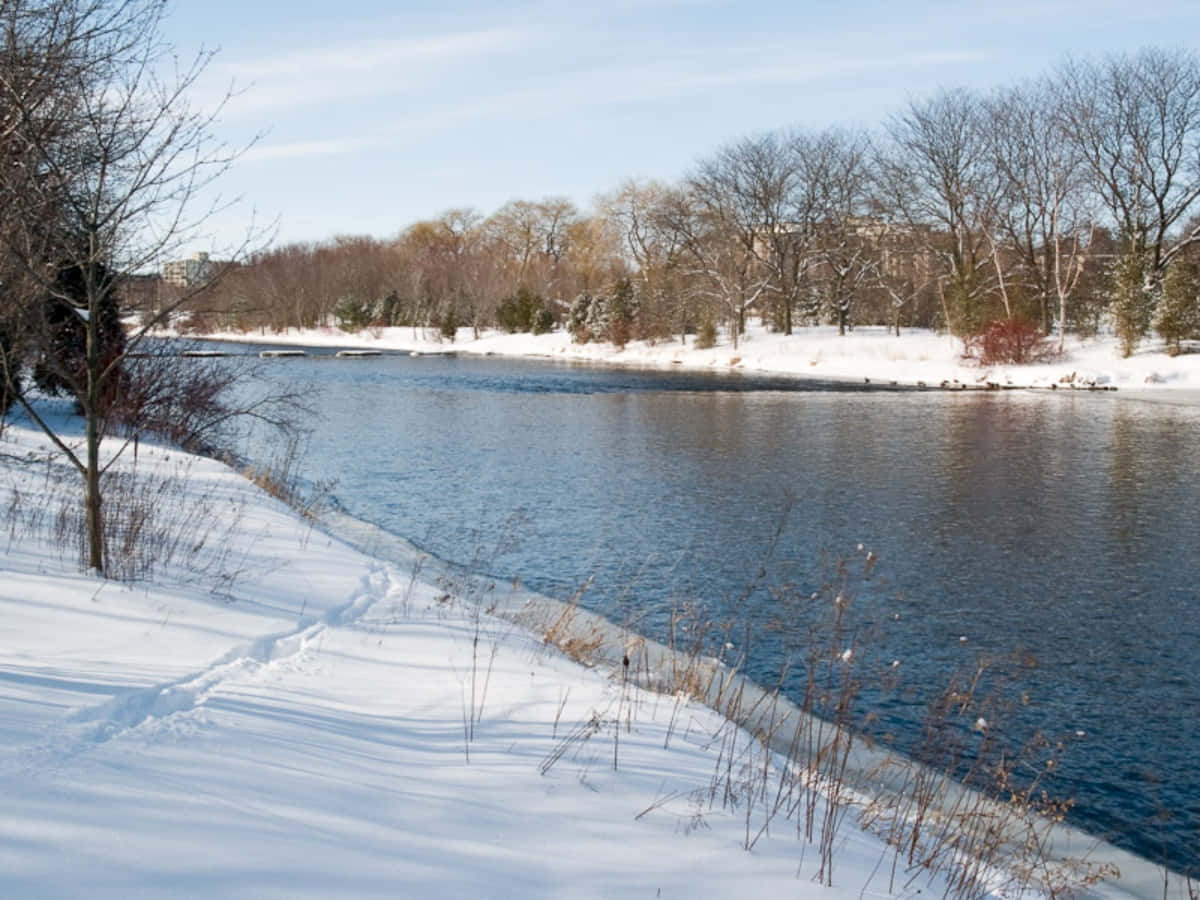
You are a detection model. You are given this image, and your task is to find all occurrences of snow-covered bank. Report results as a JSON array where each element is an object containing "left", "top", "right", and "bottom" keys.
[
  {"left": 187, "top": 323, "right": 1200, "bottom": 394},
  {"left": 0, "top": 418, "right": 937, "bottom": 898},
  {"left": 1, "top": 416, "right": 1191, "bottom": 898}
]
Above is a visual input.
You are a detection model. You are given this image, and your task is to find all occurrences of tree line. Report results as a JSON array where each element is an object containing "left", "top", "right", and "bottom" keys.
[{"left": 185, "top": 46, "right": 1200, "bottom": 357}]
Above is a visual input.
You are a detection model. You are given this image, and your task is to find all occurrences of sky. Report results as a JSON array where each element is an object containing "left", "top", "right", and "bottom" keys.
[{"left": 163, "top": 0, "right": 1200, "bottom": 253}]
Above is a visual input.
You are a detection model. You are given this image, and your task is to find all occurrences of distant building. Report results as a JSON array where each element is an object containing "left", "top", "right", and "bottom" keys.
[{"left": 162, "top": 252, "right": 218, "bottom": 288}]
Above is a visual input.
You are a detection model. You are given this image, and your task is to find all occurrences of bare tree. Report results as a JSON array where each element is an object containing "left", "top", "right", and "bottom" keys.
[
  {"left": 669, "top": 138, "right": 780, "bottom": 349},
  {"left": 1057, "top": 47, "right": 1200, "bottom": 278},
  {"left": 878, "top": 88, "right": 1002, "bottom": 336},
  {"left": 0, "top": 0, "right": 255, "bottom": 574},
  {"left": 1055, "top": 47, "right": 1200, "bottom": 353},
  {"left": 986, "top": 81, "right": 1096, "bottom": 349},
  {"left": 708, "top": 131, "right": 802, "bottom": 334},
  {"left": 596, "top": 179, "right": 690, "bottom": 341},
  {"left": 800, "top": 129, "right": 876, "bottom": 335},
  {"left": 483, "top": 196, "right": 580, "bottom": 300}
]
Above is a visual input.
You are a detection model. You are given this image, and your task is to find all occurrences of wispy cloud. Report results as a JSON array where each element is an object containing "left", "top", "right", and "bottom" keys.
[
  {"left": 202, "top": 26, "right": 540, "bottom": 120},
  {"left": 222, "top": 28, "right": 532, "bottom": 81},
  {"left": 238, "top": 40, "right": 982, "bottom": 167},
  {"left": 242, "top": 136, "right": 388, "bottom": 163},
  {"left": 649, "top": 49, "right": 983, "bottom": 95}
]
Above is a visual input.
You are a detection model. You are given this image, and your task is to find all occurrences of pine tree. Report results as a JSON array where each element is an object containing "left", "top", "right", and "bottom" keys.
[
  {"left": 1155, "top": 260, "right": 1200, "bottom": 356},
  {"left": 606, "top": 278, "right": 638, "bottom": 348},
  {"left": 568, "top": 292, "right": 596, "bottom": 343},
  {"left": 1109, "top": 245, "right": 1154, "bottom": 358}
]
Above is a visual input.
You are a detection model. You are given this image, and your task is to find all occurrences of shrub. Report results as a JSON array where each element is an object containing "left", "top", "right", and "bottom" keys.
[
  {"left": 532, "top": 305, "right": 555, "bottom": 335},
  {"left": 695, "top": 316, "right": 718, "bottom": 350},
  {"left": 333, "top": 293, "right": 375, "bottom": 331},
  {"left": 496, "top": 286, "right": 553, "bottom": 334},
  {"left": 439, "top": 307, "right": 458, "bottom": 342},
  {"left": 964, "top": 316, "right": 1056, "bottom": 365}
]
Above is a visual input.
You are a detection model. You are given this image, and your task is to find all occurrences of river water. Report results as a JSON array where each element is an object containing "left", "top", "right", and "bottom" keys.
[{"left": 227, "top": 347, "right": 1200, "bottom": 871}]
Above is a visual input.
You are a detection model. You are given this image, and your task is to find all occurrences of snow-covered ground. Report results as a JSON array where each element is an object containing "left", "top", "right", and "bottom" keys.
[
  {"left": 0, "top": 410, "right": 1190, "bottom": 896},
  {"left": 0, "top": 414, "right": 942, "bottom": 898},
  {"left": 188, "top": 323, "right": 1200, "bottom": 394}
]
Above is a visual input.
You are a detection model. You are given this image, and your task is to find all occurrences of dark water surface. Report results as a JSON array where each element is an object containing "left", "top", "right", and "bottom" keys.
[{"left": 230, "top": 347, "right": 1200, "bottom": 870}]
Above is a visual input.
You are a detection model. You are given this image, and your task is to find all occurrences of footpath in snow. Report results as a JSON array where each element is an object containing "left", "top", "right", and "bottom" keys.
[
  {"left": 0, "top": 415, "right": 924, "bottom": 899},
  {"left": 0, "top": 409, "right": 1192, "bottom": 898},
  {"left": 187, "top": 323, "right": 1200, "bottom": 395}
]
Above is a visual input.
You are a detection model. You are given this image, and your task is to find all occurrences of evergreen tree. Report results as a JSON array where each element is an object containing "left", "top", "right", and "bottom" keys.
[
  {"left": 1155, "top": 260, "right": 1200, "bottom": 355},
  {"left": 606, "top": 278, "right": 639, "bottom": 348},
  {"left": 496, "top": 286, "right": 554, "bottom": 334},
  {"left": 333, "top": 292, "right": 375, "bottom": 331},
  {"left": 1109, "top": 245, "right": 1154, "bottom": 358},
  {"left": 438, "top": 305, "right": 459, "bottom": 342},
  {"left": 583, "top": 292, "right": 610, "bottom": 340},
  {"left": 568, "top": 292, "right": 596, "bottom": 342},
  {"left": 32, "top": 262, "right": 127, "bottom": 415}
]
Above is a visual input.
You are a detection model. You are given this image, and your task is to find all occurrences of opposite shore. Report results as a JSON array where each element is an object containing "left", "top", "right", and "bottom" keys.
[{"left": 177, "top": 323, "right": 1200, "bottom": 398}]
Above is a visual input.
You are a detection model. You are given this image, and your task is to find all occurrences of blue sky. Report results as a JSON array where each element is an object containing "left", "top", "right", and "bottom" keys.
[{"left": 165, "top": 0, "right": 1200, "bottom": 251}]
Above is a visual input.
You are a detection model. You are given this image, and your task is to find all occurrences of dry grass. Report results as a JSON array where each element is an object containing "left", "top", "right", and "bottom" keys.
[{"left": 527, "top": 542, "right": 1122, "bottom": 900}]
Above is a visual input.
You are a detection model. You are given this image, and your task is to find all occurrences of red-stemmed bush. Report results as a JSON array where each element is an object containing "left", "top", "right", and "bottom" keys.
[{"left": 963, "top": 316, "right": 1058, "bottom": 365}]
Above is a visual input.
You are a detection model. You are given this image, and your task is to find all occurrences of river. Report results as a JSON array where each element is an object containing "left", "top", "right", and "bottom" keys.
[{"left": 223, "top": 346, "right": 1200, "bottom": 871}]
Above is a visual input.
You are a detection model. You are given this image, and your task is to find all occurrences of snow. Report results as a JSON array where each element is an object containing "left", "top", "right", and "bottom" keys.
[
  {"left": 1, "top": 398, "right": 1190, "bottom": 897},
  {"left": 184, "top": 322, "right": 1200, "bottom": 394},
  {"left": 0, "top": 416, "right": 939, "bottom": 899}
]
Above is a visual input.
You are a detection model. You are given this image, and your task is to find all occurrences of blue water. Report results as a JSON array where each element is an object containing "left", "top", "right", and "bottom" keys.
[{"left": 225, "top": 347, "right": 1200, "bottom": 871}]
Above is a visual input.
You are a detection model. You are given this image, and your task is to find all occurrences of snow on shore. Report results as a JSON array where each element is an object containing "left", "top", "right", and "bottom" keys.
[
  {"left": 190, "top": 323, "right": 1200, "bottom": 393},
  {"left": 0, "top": 416, "right": 949, "bottom": 899},
  {"left": 3, "top": 390, "right": 1192, "bottom": 895}
]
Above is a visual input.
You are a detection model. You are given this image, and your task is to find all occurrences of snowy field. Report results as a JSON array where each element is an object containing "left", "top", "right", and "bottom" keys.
[
  {"left": 1, "top": 411, "right": 1191, "bottom": 897},
  {"left": 189, "top": 323, "right": 1200, "bottom": 394}
]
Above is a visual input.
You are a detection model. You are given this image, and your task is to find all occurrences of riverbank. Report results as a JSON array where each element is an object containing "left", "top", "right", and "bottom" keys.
[
  {"left": 185, "top": 323, "right": 1200, "bottom": 393},
  {"left": 0, "top": 413, "right": 949, "bottom": 898},
  {"left": 3, "top": 407, "right": 1195, "bottom": 897}
]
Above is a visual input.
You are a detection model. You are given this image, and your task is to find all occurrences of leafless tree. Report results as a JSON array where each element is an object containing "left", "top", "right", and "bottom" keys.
[
  {"left": 1056, "top": 47, "right": 1200, "bottom": 279},
  {"left": 986, "top": 81, "right": 1096, "bottom": 349},
  {"left": 483, "top": 197, "right": 581, "bottom": 300},
  {"left": 669, "top": 138, "right": 781, "bottom": 349},
  {"left": 596, "top": 179, "right": 689, "bottom": 341},
  {"left": 0, "top": 0, "right": 257, "bottom": 574},
  {"left": 800, "top": 129, "right": 876, "bottom": 335},
  {"left": 878, "top": 88, "right": 1002, "bottom": 336}
]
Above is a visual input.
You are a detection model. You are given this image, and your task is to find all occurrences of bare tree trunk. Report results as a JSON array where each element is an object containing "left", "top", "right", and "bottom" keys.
[
  {"left": 85, "top": 265, "right": 104, "bottom": 573},
  {"left": 85, "top": 419, "right": 103, "bottom": 573},
  {"left": 936, "top": 279, "right": 954, "bottom": 337},
  {"left": 989, "top": 239, "right": 1013, "bottom": 318}
]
